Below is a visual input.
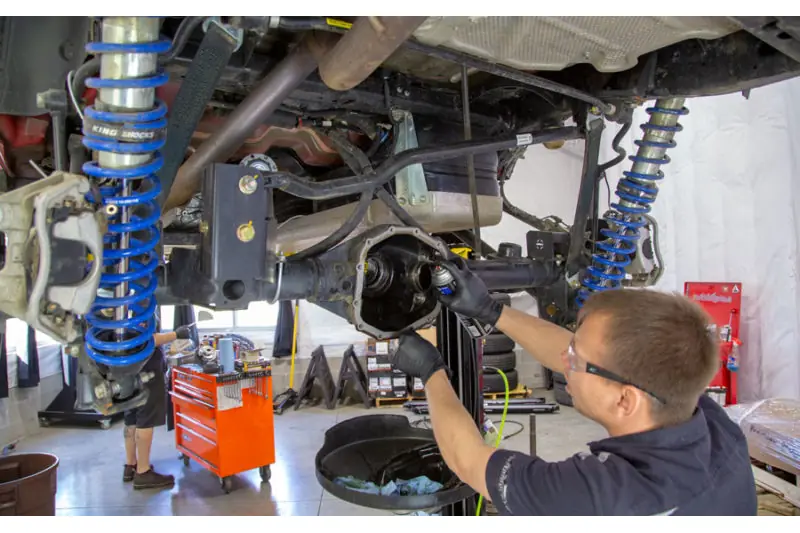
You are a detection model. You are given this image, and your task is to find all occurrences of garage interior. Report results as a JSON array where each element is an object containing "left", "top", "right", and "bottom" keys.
[{"left": 1, "top": 15, "right": 800, "bottom": 516}]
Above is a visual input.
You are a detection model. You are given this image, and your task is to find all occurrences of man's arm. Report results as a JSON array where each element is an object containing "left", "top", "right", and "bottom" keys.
[
  {"left": 425, "top": 369, "right": 495, "bottom": 499},
  {"left": 153, "top": 326, "right": 191, "bottom": 347},
  {"left": 153, "top": 332, "right": 177, "bottom": 347},
  {"left": 494, "top": 306, "right": 572, "bottom": 372},
  {"left": 434, "top": 260, "right": 571, "bottom": 372}
]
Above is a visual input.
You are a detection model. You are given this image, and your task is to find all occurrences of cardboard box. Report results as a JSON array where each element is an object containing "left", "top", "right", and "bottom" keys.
[
  {"left": 392, "top": 374, "right": 408, "bottom": 398},
  {"left": 410, "top": 376, "right": 425, "bottom": 398},
  {"left": 366, "top": 338, "right": 398, "bottom": 355},
  {"left": 418, "top": 327, "right": 437, "bottom": 345},
  {"left": 366, "top": 355, "right": 393, "bottom": 373},
  {"left": 368, "top": 372, "right": 399, "bottom": 398}
]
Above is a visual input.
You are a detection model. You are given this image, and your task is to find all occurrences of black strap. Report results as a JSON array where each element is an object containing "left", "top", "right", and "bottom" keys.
[{"left": 157, "top": 23, "right": 238, "bottom": 208}]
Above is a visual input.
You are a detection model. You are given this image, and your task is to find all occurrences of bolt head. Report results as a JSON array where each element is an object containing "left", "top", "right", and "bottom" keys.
[
  {"left": 67, "top": 344, "right": 79, "bottom": 356},
  {"left": 199, "top": 221, "right": 209, "bottom": 234},
  {"left": 94, "top": 384, "right": 108, "bottom": 399},
  {"left": 238, "top": 175, "right": 258, "bottom": 195},
  {"left": 404, "top": 90, "right": 410, "bottom": 97},
  {"left": 398, "top": 198, "right": 407, "bottom": 206},
  {"left": 237, "top": 224, "right": 256, "bottom": 242}
]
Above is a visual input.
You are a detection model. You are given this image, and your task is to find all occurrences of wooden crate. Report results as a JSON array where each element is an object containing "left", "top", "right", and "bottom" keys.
[
  {"left": 483, "top": 385, "right": 531, "bottom": 400},
  {"left": 753, "top": 464, "right": 800, "bottom": 515},
  {"left": 374, "top": 395, "right": 411, "bottom": 408}
]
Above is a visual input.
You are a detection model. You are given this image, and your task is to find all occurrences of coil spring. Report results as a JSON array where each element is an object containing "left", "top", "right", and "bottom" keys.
[
  {"left": 576, "top": 99, "right": 688, "bottom": 306},
  {"left": 82, "top": 20, "right": 170, "bottom": 367}
]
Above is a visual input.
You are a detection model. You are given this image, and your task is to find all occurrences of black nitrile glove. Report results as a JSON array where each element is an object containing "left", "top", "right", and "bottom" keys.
[
  {"left": 390, "top": 332, "right": 449, "bottom": 385},
  {"left": 435, "top": 259, "right": 504, "bottom": 326},
  {"left": 175, "top": 326, "right": 192, "bottom": 340}
]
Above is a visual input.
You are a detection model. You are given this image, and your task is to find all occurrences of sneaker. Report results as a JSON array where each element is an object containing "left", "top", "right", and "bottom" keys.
[
  {"left": 123, "top": 464, "right": 137, "bottom": 483},
  {"left": 133, "top": 468, "right": 175, "bottom": 490}
]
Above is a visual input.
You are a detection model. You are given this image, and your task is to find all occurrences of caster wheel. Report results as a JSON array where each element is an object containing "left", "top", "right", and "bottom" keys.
[
  {"left": 181, "top": 454, "right": 190, "bottom": 467},
  {"left": 259, "top": 465, "right": 271, "bottom": 482},
  {"left": 99, "top": 419, "right": 112, "bottom": 430},
  {"left": 220, "top": 476, "right": 233, "bottom": 493},
  {"left": 38, "top": 417, "right": 51, "bottom": 428}
]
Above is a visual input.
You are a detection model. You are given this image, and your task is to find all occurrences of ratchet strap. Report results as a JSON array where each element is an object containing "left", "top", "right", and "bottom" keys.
[{"left": 157, "top": 22, "right": 239, "bottom": 210}]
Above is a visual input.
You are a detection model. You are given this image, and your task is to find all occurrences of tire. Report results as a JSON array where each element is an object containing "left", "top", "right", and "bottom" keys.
[
  {"left": 554, "top": 381, "right": 573, "bottom": 407},
  {"left": 181, "top": 454, "right": 190, "bottom": 467},
  {"left": 483, "top": 333, "right": 515, "bottom": 355},
  {"left": 482, "top": 369, "right": 518, "bottom": 393},
  {"left": 553, "top": 371, "right": 567, "bottom": 385},
  {"left": 220, "top": 476, "right": 233, "bottom": 494},
  {"left": 482, "top": 351, "right": 516, "bottom": 372},
  {"left": 259, "top": 465, "right": 271, "bottom": 482}
]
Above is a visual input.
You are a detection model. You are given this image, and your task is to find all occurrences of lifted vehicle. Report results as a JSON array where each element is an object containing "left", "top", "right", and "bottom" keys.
[{"left": 0, "top": 16, "right": 798, "bottom": 414}]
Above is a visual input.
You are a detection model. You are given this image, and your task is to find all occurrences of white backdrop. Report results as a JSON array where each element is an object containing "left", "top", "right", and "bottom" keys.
[{"left": 486, "top": 78, "right": 800, "bottom": 402}]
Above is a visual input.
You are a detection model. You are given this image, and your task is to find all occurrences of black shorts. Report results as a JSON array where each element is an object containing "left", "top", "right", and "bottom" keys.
[{"left": 124, "top": 348, "right": 167, "bottom": 429}]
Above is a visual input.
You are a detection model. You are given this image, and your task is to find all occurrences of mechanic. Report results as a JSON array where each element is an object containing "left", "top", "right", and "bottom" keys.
[
  {"left": 390, "top": 260, "right": 757, "bottom": 515},
  {"left": 123, "top": 325, "right": 191, "bottom": 490}
]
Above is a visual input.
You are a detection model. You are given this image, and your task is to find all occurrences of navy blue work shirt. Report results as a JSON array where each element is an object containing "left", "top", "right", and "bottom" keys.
[{"left": 485, "top": 395, "right": 757, "bottom": 515}]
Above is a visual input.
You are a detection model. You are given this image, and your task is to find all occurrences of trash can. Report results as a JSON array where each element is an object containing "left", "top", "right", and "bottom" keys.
[{"left": 0, "top": 453, "right": 59, "bottom": 516}]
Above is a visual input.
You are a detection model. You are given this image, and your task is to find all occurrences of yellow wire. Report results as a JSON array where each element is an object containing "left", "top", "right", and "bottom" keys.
[
  {"left": 476, "top": 367, "right": 510, "bottom": 516},
  {"left": 288, "top": 301, "right": 299, "bottom": 389}
]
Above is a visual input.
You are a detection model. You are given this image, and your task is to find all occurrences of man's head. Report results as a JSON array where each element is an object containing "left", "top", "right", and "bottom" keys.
[{"left": 561, "top": 289, "right": 719, "bottom": 434}]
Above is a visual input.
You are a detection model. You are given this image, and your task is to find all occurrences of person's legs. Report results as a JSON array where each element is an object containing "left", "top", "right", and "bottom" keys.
[
  {"left": 132, "top": 357, "right": 174, "bottom": 490},
  {"left": 123, "top": 411, "right": 138, "bottom": 482},
  {"left": 135, "top": 427, "right": 154, "bottom": 475}
]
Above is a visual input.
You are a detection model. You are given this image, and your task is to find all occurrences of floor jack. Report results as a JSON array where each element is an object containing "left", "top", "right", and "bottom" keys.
[{"left": 273, "top": 301, "right": 300, "bottom": 414}]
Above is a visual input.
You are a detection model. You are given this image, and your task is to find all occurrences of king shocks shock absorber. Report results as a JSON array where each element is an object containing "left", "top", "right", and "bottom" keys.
[
  {"left": 81, "top": 17, "right": 169, "bottom": 371},
  {"left": 577, "top": 98, "right": 688, "bottom": 306}
]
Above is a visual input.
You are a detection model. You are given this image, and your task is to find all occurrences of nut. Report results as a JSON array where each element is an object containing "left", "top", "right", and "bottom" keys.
[
  {"left": 94, "top": 384, "right": 108, "bottom": 399},
  {"left": 237, "top": 223, "right": 255, "bottom": 242},
  {"left": 199, "top": 221, "right": 209, "bottom": 234},
  {"left": 238, "top": 175, "right": 258, "bottom": 195}
]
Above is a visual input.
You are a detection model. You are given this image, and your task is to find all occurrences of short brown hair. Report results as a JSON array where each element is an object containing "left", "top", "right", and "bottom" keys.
[{"left": 580, "top": 289, "right": 719, "bottom": 425}]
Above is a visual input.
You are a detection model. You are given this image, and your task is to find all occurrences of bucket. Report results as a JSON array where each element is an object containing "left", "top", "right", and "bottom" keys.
[
  {"left": 0, "top": 453, "right": 59, "bottom": 516},
  {"left": 315, "top": 415, "right": 474, "bottom": 511}
]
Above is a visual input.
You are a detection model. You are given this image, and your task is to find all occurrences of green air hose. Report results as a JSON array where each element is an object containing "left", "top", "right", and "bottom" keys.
[{"left": 476, "top": 367, "right": 510, "bottom": 516}]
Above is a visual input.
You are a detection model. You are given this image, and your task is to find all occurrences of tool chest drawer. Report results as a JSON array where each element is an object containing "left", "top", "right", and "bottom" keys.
[
  {"left": 176, "top": 422, "right": 219, "bottom": 467},
  {"left": 173, "top": 369, "right": 217, "bottom": 397}
]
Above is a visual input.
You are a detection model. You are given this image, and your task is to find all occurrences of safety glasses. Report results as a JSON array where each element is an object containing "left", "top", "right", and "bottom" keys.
[{"left": 566, "top": 339, "right": 667, "bottom": 405}]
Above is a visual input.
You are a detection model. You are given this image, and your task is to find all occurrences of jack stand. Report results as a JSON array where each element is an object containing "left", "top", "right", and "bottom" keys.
[
  {"left": 294, "top": 346, "right": 336, "bottom": 410},
  {"left": 37, "top": 351, "right": 119, "bottom": 430},
  {"left": 333, "top": 345, "right": 371, "bottom": 409},
  {"left": 437, "top": 307, "right": 483, "bottom": 516}
]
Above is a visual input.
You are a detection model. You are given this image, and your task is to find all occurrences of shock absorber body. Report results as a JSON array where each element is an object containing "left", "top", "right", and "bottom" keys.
[
  {"left": 577, "top": 98, "right": 688, "bottom": 306},
  {"left": 82, "top": 17, "right": 169, "bottom": 372}
]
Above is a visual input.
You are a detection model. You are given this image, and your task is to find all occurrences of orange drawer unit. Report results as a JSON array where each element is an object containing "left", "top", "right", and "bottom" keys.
[{"left": 171, "top": 365, "right": 275, "bottom": 493}]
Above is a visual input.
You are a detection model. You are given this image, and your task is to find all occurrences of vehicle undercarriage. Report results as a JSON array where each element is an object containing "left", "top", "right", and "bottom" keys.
[{"left": 0, "top": 15, "right": 799, "bottom": 414}]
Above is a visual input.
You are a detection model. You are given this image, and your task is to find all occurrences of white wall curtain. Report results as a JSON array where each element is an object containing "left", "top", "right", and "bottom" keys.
[{"left": 485, "top": 77, "right": 800, "bottom": 401}]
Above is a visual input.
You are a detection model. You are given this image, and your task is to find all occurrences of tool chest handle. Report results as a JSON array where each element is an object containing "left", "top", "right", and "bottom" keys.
[{"left": 170, "top": 390, "right": 215, "bottom": 411}]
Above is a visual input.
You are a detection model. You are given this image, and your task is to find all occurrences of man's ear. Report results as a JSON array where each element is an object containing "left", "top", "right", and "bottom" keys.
[{"left": 617, "top": 386, "right": 643, "bottom": 418}]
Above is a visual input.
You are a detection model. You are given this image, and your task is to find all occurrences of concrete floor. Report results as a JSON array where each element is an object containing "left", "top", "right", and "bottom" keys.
[{"left": 15, "top": 390, "right": 606, "bottom": 516}]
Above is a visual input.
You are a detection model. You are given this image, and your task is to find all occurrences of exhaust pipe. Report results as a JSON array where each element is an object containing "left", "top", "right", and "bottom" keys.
[
  {"left": 162, "top": 32, "right": 339, "bottom": 212},
  {"left": 317, "top": 16, "right": 427, "bottom": 91}
]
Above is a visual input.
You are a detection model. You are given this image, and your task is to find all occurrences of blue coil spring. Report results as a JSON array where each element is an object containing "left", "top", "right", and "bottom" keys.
[
  {"left": 82, "top": 37, "right": 171, "bottom": 368},
  {"left": 576, "top": 103, "right": 688, "bottom": 306}
]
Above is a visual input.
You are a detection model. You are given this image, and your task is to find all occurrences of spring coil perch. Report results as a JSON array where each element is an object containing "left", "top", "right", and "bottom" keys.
[
  {"left": 577, "top": 98, "right": 688, "bottom": 306},
  {"left": 81, "top": 18, "right": 169, "bottom": 368}
]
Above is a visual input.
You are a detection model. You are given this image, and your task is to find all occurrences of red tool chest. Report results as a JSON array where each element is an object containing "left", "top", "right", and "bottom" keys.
[{"left": 171, "top": 365, "right": 275, "bottom": 493}]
